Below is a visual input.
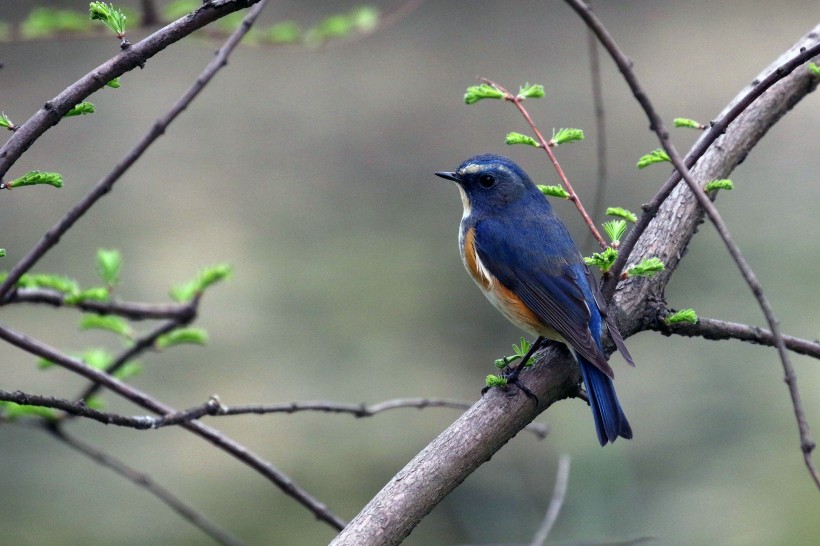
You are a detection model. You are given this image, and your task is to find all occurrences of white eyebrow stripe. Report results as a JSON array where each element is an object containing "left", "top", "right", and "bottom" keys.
[{"left": 459, "top": 162, "right": 514, "bottom": 177}]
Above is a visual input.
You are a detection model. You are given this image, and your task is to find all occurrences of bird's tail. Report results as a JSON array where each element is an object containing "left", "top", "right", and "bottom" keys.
[{"left": 577, "top": 356, "right": 632, "bottom": 446}]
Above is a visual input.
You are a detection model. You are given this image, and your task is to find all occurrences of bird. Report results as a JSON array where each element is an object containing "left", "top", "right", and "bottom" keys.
[{"left": 435, "top": 153, "right": 634, "bottom": 445}]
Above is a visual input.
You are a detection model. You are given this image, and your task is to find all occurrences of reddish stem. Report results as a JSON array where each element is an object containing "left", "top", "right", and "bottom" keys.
[{"left": 480, "top": 78, "right": 607, "bottom": 250}]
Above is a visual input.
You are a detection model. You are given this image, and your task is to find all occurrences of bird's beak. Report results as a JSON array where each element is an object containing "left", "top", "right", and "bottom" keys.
[{"left": 435, "top": 171, "right": 461, "bottom": 183}]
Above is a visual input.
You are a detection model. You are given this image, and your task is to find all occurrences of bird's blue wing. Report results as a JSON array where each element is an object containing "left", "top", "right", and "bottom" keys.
[{"left": 473, "top": 217, "right": 614, "bottom": 378}]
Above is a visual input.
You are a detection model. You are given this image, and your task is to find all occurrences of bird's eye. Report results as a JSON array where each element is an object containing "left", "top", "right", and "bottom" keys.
[{"left": 479, "top": 174, "right": 496, "bottom": 188}]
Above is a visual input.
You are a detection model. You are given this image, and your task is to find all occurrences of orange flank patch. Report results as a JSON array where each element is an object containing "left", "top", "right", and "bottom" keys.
[
  {"left": 490, "top": 282, "right": 546, "bottom": 335},
  {"left": 462, "top": 227, "right": 560, "bottom": 339},
  {"left": 462, "top": 227, "right": 491, "bottom": 290}
]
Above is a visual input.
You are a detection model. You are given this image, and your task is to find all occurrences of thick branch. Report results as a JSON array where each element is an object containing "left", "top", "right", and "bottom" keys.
[{"left": 330, "top": 346, "right": 580, "bottom": 545}]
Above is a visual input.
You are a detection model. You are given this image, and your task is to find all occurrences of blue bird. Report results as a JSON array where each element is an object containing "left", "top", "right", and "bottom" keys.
[{"left": 436, "top": 154, "right": 634, "bottom": 445}]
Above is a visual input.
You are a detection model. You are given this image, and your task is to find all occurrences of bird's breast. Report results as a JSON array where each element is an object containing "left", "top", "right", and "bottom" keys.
[{"left": 459, "top": 226, "right": 561, "bottom": 340}]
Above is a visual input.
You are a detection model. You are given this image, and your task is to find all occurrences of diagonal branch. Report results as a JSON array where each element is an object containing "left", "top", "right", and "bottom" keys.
[
  {"left": 0, "top": 0, "right": 263, "bottom": 182},
  {"left": 0, "top": 1, "right": 347, "bottom": 531},
  {"left": 0, "top": 321, "right": 346, "bottom": 530},
  {"left": 600, "top": 35, "right": 820, "bottom": 298},
  {"left": 565, "top": 0, "right": 819, "bottom": 488},
  {"left": 0, "top": 0, "right": 265, "bottom": 302},
  {"left": 330, "top": 345, "right": 580, "bottom": 545}
]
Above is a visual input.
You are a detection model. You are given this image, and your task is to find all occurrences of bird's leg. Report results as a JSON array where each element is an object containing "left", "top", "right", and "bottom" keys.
[
  {"left": 486, "top": 336, "right": 545, "bottom": 405},
  {"left": 506, "top": 336, "right": 545, "bottom": 382}
]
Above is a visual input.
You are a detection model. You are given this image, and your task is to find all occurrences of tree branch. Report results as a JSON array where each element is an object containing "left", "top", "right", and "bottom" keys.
[
  {"left": 0, "top": 392, "right": 551, "bottom": 439},
  {"left": 0, "top": 321, "right": 346, "bottom": 530},
  {"left": 332, "top": 17, "right": 820, "bottom": 544},
  {"left": 0, "top": 1, "right": 268, "bottom": 302},
  {"left": 654, "top": 316, "right": 820, "bottom": 360},
  {"left": 0, "top": 0, "right": 263, "bottom": 182},
  {"left": 330, "top": 345, "right": 580, "bottom": 545},
  {"left": 565, "top": 0, "right": 819, "bottom": 488},
  {"left": 8, "top": 287, "right": 196, "bottom": 321}
]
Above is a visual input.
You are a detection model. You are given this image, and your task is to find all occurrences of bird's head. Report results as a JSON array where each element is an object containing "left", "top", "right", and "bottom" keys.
[{"left": 435, "top": 154, "right": 544, "bottom": 217}]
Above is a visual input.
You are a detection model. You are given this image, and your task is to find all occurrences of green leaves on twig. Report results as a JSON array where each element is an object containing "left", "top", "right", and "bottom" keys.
[
  {"left": 0, "top": 402, "right": 58, "bottom": 422},
  {"left": 538, "top": 185, "right": 570, "bottom": 199},
  {"left": 64, "top": 102, "right": 95, "bottom": 117},
  {"left": 0, "top": 112, "right": 15, "bottom": 131},
  {"left": 96, "top": 249, "right": 121, "bottom": 288},
  {"left": 517, "top": 83, "right": 545, "bottom": 100},
  {"left": 1, "top": 249, "right": 230, "bottom": 418},
  {"left": 584, "top": 247, "right": 618, "bottom": 273},
  {"left": 3, "top": 171, "right": 63, "bottom": 189},
  {"left": 665, "top": 308, "right": 698, "bottom": 325},
  {"left": 705, "top": 179, "right": 733, "bottom": 192},
  {"left": 808, "top": 62, "right": 820, "bottom": 76},
  {"left": 11, "top": 272, "right": 79, "bottom": 294},
  {"left": 603, "top": 220, "right": 627, "bottom": 245},
  {"left": 156, "top": 328, "right": 208, "bottom": 349},
  {"left": 637, "top": 149, "right": 671, "bottom": 169},
  {"left": 506, "top": 128, "right": 584, "bottom": 148},
  {"left": 626, "top": 257, "right": 665, "bottom": 278},
  {"left": 674, "top": 117, "right": 706, "bottom": 130},
  {"left": 80, "top": 314, "right": 133, "bottom": 338},
  {"left": 506, "top": 132, "right": 539, "bottom": 147},
  {"left": 485, "top": 374, "right": 508, "bottom": 388},
  {"left": 89, "top": 2, "right": 127, "bottom": 38},
  {"left": 170, "top": 263, "right": 233, "bottom": 302},
  {"left": 549, "top": 128, "right": 584, "bottom": 146},
  {"left": 65, "top": 287, "right": 110, "bottom": 305},
  {"left": 494, "top": 337, "right": 536, "bottom": 369},
  {"left": 464, "top": 83, "right": 505, "bottom": 105},
  {"left": 606, "top": 207, "right": 637, "bottom": 223}
]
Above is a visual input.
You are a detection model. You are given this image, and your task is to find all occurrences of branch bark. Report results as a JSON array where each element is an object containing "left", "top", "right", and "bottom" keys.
[{"left": 330, "top": 346, "right": 580, "bottom": 545}]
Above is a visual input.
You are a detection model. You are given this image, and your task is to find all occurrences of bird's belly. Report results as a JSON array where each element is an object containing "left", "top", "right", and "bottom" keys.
[{"left": 480, "top": 282, "right": 563, "bottom": 341}]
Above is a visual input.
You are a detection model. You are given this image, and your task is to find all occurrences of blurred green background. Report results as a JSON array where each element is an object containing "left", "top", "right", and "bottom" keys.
[{"left": 1, "top": 1, "right": 819, "bottom": 544}]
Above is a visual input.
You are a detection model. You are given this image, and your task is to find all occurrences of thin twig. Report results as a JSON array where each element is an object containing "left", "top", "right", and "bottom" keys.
[
  {"left": 586, "top": 29, "right": 608, "bottom": 252},
  {"left": 479, "top": 78, "right": 607, "bottom": 249},
  {"left": 9, "top": 287, "right": 196, "bottom": 321},
  {"left": 0, "top": 321, "right": 346, "bottom": 530},
  {"left": 600, "top": 40, "right": 820, "bottom": 298},
  {"left": 75, "top": 310, "right": 197, "bottom": 404},
  {"left": 566, "top": 0, "right": 819, "bottom": 489},
  {"left": 655, "top": 316, "right": 820, "bottom": 360},
  {"left": 0, "top": 1, "right": 269, "bottom": 301},
  {"left": 0, "top": 392, "right": 551, "bottom": 439},
  {"left": 0, "top": 1, "right": 347, "bottom": 530},
  {"left": 530, "top": 454, "right": 571, "bottom": 546},
  {"left": 46, "top": 424, "right": 243, "bottom": 546}
]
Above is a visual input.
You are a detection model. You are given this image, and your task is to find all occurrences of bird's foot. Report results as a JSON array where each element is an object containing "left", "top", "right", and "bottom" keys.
[{"left": 481, "top": 366, "right": 539, "bottom": 406}]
